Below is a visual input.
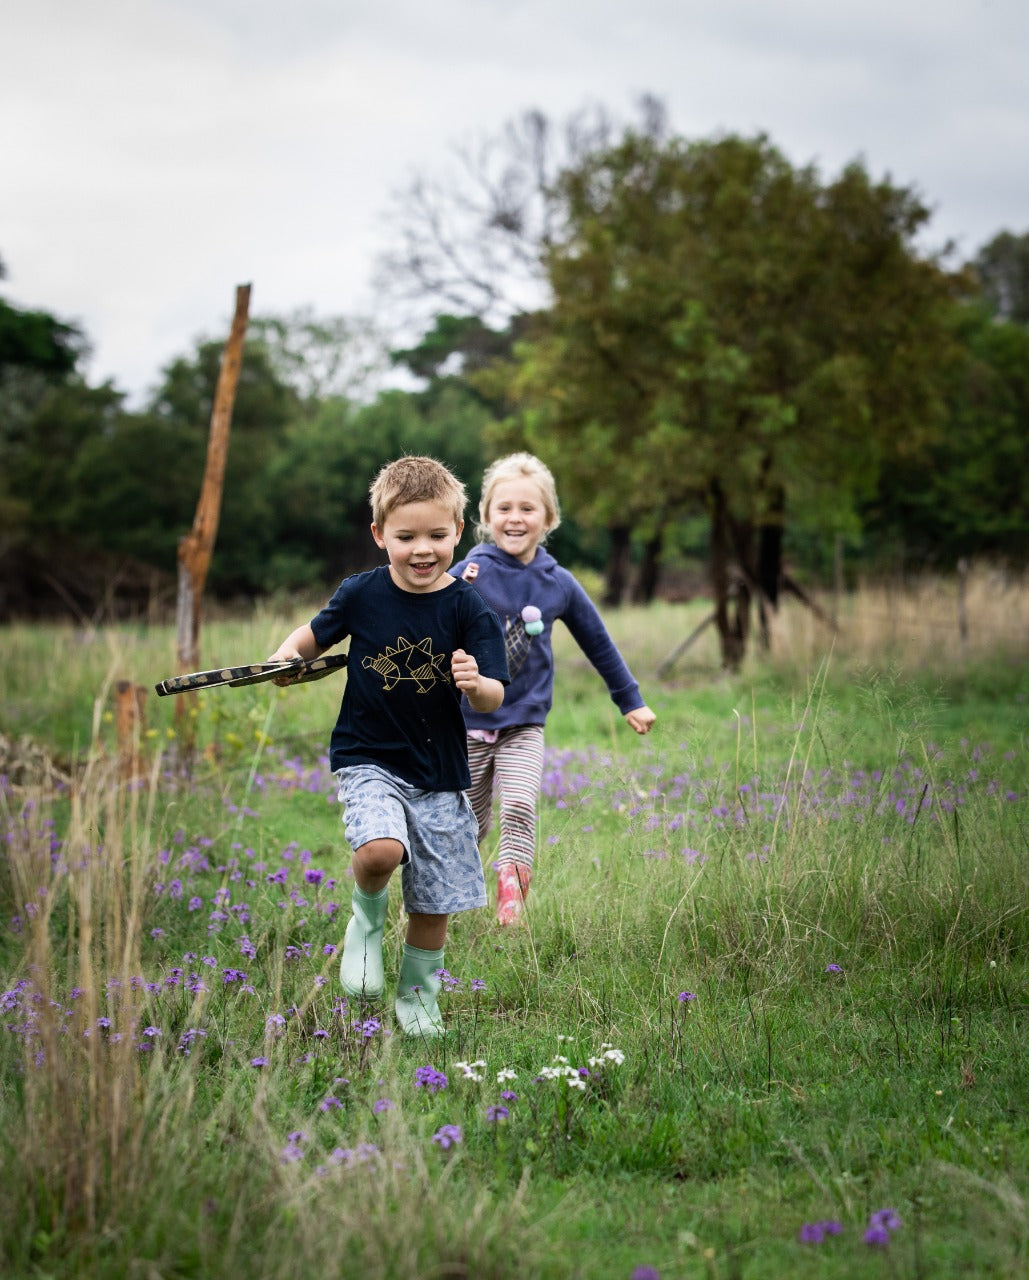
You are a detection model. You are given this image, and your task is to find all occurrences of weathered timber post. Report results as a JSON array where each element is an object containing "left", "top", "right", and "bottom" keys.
[
  {"left": 175, "top": 283, "right": 251, "bottom": 728},
  {"left": 115, "top": 680, "right": 148, "bottom": 781}
]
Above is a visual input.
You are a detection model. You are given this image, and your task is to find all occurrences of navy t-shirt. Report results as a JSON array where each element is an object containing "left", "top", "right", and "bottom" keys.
[{"left": 310, "top": 566, "right": 508, "bottom": 790}]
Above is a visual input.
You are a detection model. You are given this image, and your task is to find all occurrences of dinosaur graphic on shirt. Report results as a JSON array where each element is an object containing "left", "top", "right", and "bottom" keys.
[{"left": 362, "top": 636, "right": 450, "bottom": 693}]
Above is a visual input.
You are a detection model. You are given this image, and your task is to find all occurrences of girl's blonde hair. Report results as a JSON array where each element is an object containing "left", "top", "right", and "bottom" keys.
[{"left": 476, "top": 452, "right": 561, "bottom": 544}]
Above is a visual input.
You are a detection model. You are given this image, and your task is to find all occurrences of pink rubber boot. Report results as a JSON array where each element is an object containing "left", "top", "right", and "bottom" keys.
[{"left": 496, "top": 863, "right": 532, "bottom": 925}]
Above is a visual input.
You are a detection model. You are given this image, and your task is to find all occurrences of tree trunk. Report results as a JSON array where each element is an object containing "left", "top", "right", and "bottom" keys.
[
  {"left": 602, "top": 524, "right": 632, "bottom": 607},
  {"left": 757, "top": 483, "right": 784, "bottom": 608},
  {"left": 631, "top": 531, "right": 663, "bottom": 603},
  {"left": 710, "top": 481, "right": 745, "bottom": 670},
  {"left": 175, "top": 284, "right": 251, "bottom": 711}
]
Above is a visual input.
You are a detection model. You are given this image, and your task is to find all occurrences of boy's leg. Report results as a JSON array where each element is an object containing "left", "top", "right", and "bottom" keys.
[
  {"left": 493, "top": 725, "right": 545, "bottom": 922},
  {"left": 395, "top": 911, "right": 448, "bottom": 1038},
  {"left": 341, "top": 836, "right": 404, "bottom": 1001}
]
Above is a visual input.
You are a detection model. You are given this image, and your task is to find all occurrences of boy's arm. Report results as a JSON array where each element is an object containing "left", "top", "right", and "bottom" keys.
[
  {"left": 451, "top": 649, "right": 505, "bottom": 713},
  {"left": 268, "top": 623, "right": 324, "bottom": 664}
]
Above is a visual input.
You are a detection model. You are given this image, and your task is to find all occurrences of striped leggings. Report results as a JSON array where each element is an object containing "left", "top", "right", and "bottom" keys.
[{"left": 466, "top": 724, "right": 545, "bottom": 871}]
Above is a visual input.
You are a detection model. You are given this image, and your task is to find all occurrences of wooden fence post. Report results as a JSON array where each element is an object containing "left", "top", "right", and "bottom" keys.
[
  {"left": 174, "top": 284, "right": 251, "bottom": 733},
  {"left": 115, "top": 680, "right": 148, "bottom": 780}
]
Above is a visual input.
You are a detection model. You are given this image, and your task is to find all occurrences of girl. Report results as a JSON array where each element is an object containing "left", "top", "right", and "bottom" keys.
[{"left": 454, "top": 453, "right": 656, "bottom": 923}]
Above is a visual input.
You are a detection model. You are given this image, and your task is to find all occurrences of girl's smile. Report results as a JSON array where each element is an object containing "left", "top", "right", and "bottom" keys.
[{"left": 486, "top": 478, "right": 549, "bottom": 564}]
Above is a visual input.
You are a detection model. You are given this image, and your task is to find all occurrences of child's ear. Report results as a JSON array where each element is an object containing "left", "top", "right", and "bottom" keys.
[{"left": 371, "top": 522, "right": 386, "bottom": 549}]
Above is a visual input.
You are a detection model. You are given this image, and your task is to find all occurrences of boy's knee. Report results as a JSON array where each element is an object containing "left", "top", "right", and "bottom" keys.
[{"left": 354, "top": 838, "right": 405, "bottom": 878}]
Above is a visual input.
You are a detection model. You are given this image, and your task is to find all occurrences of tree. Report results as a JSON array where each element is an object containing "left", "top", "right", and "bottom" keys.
[
  {"left": 496, "top": 131, "right": 967, "bottom": 665},
  {"left": 972, "top": 230, "right": 1029, "bottom": 325},
  {"left": 0, "top": 255, "right": 84, "bottom": 380},
  {"left": 147, "top": 333, "right": 303, "bottom": 595},
  {"left": 861, "top": 303, "right": 1029, "bottom": 566},
  {"left": 248, "top": 307, "right": 388, "bottom": 407},
  {"left": 375, "top": 99, "right": 667, "bottom": 330}
]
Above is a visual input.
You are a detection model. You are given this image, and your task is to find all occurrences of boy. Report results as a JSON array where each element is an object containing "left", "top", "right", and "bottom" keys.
[{"left": 269, "top": 456, "right": 507, "bottom": 1037}]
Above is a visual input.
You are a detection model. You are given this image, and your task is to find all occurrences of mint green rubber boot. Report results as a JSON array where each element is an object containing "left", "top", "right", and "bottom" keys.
[
  {"left": 339, "top": 885, "right": 388, "bottom": 1000},
  {"left": 394, "top": 943, "right": 446, "bottom": 1038}
]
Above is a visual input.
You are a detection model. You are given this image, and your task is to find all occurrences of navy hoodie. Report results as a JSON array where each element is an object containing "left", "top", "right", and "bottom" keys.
[{"left": 451, "top": 543, "right": 644, "bottom": 732}]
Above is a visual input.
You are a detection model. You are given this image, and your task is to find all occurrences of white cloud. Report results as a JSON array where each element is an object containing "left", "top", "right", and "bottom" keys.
[{"left": 2, "top": 0, "right": 1027, "bottom": 400}]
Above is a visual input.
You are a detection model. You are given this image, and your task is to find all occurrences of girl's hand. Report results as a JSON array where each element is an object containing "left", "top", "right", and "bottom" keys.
[
  {"left": 461, "top": 562, "right": 480, "bottom": 582},
  {"left": 625, "top": 705, "right": 657, "bottom": 735}
]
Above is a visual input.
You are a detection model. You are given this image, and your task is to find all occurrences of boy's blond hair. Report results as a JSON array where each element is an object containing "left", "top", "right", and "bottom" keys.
[
  {"left": 476, "top": 452, "right": 561, "bottom": 543},
  {"left": 369, "top": 455, "right": 467, "bottom": 528}
]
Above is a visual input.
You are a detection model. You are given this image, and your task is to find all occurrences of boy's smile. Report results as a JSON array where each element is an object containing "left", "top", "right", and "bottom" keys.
[{"left": 372, "top": 499, "right": 464, "bottom": 593}]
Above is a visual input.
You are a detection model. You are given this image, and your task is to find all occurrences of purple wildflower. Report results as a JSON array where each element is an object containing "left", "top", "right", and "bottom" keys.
[
  {"left": 372, "top": 1098, "right": 393, "bottom": 1114},
  {"left": 414, "top": 1065, "right": 449, "bottom": 1093},
  {"left": 869, "top": 1208, "right": 901, "bottom": 1232},
  {"left": 485, "top": 1104, "right": 509, "bottom": 1122},
  {"left": 632, "top": 1269, "right": 661, "bottom": 1280},
  {"left": 431, "top": 1124, "right": 462, "bottom": 1150},
  {"left": 825, "top": 963, "right": 843, "bottom": 974},
  {"left": 677, "top": 991, "right": 697, "bottom": 1003}
]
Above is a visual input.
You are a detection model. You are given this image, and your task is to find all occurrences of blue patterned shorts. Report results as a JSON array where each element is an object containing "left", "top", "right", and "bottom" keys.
[{"left": 335, "top": 764, "right": 487, "bottom": 915}]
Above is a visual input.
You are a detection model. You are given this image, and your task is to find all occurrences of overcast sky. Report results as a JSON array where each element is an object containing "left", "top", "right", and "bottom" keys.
[{"left": 3, "top": 0, "right": 1027, "bottom": 403}]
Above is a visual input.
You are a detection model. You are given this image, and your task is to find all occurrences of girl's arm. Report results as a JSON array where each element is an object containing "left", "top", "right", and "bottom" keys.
[{"left": 561, "top": 576, "right": 655, "bottom": 730}]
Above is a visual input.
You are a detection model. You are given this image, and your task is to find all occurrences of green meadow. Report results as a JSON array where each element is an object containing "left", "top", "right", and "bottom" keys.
[{"left": 1, "top": 585, "right": 1026, "bottom": 1279}]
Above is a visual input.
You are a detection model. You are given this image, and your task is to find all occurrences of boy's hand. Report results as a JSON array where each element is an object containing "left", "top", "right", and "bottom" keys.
[
  {"left": 461, "top": 562, "right": 480, "bottom": 582},
  {"left": 452, "top": 648, "right": 504, "bottom": 712},
  {"left": 267, "top": 647, "right": 303, "bottom": 685},
  {"left": 451, "top": 648, "right": 480, "bottom": 692},
  {"left": 625, "top": 705, "right": 657, "bottom": 735}
]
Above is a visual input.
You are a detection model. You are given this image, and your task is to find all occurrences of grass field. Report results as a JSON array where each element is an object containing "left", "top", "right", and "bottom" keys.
[{"left": 1, "top": 573, "right": 1026, "bottom": 1279}]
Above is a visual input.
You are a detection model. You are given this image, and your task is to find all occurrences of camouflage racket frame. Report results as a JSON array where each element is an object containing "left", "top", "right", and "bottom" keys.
[{"left": 154, "top": 653, "right": 348, "bottom": 697}]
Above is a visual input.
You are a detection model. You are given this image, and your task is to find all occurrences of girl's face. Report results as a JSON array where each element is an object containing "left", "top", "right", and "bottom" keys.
[{"left": 486, "top": 477, "right": 550, "bottom": 564}]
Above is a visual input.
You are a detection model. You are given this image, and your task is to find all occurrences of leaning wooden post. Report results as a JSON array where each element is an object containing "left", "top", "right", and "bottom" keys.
[{"left": 175, "top": 283, "right": 252, "bottom": 733}]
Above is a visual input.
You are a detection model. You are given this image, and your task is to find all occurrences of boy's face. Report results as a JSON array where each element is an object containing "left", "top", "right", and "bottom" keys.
[{"left": 372, "top": 499, "right": 464, "bottom": 593}]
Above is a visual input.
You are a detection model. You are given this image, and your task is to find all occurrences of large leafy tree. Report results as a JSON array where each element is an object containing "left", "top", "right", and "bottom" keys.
[
  {"left": 862, "top": 302, "right": 1029, "bottom": 566},
  {"left": 972, "top": 229, "right": 1029, "bottom": 325},
  {"left": 498, "top": 131, "right": 966, "bottom": 664}
]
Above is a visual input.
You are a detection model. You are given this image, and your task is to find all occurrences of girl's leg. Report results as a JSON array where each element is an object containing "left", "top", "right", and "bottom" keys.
[
  {"left": 494, "top": 725, "right": 545, "bottom": 871},
  {"left": 493, "top": 725, "right": 545, "bottom": 922},
  {"left": 466, "top": 735, "right": 497, "bottom": 844}
]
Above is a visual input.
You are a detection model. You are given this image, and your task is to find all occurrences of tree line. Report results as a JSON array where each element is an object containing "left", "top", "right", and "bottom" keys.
[{"left": 2, "top": 113, "right": 1027, "bottom": 664}]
